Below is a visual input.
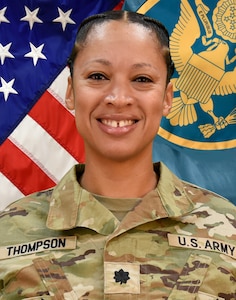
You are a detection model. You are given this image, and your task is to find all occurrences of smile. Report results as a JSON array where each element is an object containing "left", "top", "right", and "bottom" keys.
[{"left": 100, "top": 119, "right": 136, "bottom": 128}]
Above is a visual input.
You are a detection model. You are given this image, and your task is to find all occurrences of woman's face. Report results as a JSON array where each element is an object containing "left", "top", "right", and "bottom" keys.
[{"left": 66, "top": 20, "right": 172, "bottom": 162}]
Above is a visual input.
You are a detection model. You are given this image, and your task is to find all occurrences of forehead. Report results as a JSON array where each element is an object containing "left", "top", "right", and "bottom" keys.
[
  {"left": 86, "top": 20, "right": 159, "bottom": 46},
  {"left": 72, "top": 19, "right": 166, "bottom": 72}
]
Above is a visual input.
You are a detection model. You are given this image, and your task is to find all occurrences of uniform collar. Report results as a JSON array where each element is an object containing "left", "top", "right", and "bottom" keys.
[
  {"left": 47, "top": 163, "right": 195, "bottom": 233},
  {"left": 47, "top": 164, "right": 119, "bottom": 233}
]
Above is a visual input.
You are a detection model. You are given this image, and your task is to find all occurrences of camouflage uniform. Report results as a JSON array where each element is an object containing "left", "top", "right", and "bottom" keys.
[{"left": 0, "top": 162, "right": 236, "bottom": 299}]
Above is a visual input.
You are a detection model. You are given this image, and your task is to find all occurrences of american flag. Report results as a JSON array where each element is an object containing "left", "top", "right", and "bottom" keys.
[{"left": 0, "top": 0, "right": 123, "bottom": 210}]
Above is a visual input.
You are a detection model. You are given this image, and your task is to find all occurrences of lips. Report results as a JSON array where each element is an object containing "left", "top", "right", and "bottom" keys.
[{"left": 100, "top": 119, "right": 136, "bottom": 128}]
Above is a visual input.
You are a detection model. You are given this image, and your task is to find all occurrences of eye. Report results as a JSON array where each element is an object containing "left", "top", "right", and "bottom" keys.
[
  {"left": 134, "top": 76, "right": 152, "bottom": 83},
  {"left": 88, "top": 73, "right": 107, "bottom": 80}
]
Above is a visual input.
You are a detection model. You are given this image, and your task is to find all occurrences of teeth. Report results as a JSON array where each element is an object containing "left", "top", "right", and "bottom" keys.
[
  {"left": 101, "top": 119, "right": 134, "bottom": 128},
  {"left": 119, "top": 120, "right": 133, "bottom": 127}
]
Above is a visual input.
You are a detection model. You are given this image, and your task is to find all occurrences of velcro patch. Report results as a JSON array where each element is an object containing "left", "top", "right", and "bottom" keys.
[
  {"left": 168, "top": 234, "right": 236, "bottom": 259},
  {"left": 0, "top": 236, "right": 77, "bottom": 260},
  {"left": 104, "top": 262, "right": 140, "bottom": 294}
]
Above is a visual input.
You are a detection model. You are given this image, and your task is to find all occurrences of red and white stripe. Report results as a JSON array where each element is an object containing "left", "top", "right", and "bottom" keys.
[{"left": 0, "top": 67, "right": 85, "bottom": 210}]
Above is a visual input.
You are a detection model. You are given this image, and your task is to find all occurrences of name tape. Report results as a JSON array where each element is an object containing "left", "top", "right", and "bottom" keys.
[
  {"left": 0, "top": 236, "right": 77, "bottom": 260},
  {"left": 168, "top": 234, "right": 236, "bottom": 259}
]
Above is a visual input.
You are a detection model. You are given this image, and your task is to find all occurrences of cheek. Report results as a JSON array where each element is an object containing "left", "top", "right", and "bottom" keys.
[
  {"left": 145, "top": 95, "right": 166, "bottom": 128},
  {"left": 74, "top": 111, "right": 84, "bottom": 137},
  {"left": 148, "top": 95, "right": 165, "bottom": 116},
  {"left": 73, "top": 98, "right": 88, "bottom": 136},
  {"left": 73, "top": 93, "right": 97, "bottom": 140},
  {"left": 73, "top": 88, "right": 89, "bottom": 117}
]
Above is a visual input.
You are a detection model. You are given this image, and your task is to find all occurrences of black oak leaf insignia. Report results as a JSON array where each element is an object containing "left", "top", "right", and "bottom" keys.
[{"left": 114, "top": 269, "right": 130, "bottom": 284}]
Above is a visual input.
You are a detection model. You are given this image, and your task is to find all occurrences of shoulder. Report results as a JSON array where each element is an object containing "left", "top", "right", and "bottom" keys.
[
  {"left": 0, "top": 165, "right": 82, "bottom": 245},
  {"left": 178, "top": 181, "right": 236, "bottom": 245},
  {"left": 1, "top": 188, "right": 53, "bottom": 215},
  {"left": 158, "top": 161, "right": 236, "bottom": 212},
  {"left": 156, "top": 162, "right": 236, "bottom": 220},
  {"left": 183, "top": 179, "right": 236, "bottom": 213},
  {"left": 0, "top": 188, "right": 53, "bottom": 245}
]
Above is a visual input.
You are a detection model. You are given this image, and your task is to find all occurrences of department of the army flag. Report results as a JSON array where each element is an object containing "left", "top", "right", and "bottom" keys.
[{"left": 123, "top": 0, "right": 236, "bottom": 204}]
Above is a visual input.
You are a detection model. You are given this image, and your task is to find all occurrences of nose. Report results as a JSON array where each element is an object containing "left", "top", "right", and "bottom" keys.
[{"left": 104, "top": 80, "right": 134, "bottom": 107}]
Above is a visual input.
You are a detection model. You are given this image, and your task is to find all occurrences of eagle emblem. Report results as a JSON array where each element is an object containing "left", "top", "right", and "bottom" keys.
[{"left": 167, "top": 0, "right": 236, "bottom": 138}]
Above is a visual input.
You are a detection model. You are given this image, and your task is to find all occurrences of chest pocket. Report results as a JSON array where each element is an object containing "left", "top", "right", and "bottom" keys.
[
  {"left": 32, "top": 255, "right": 77, "bottom": 299},
  {"left": 168, "top": 253, "right": 221, "bottom": 300},
  {"left": 2, "top": 254, "right": 76, "bottom": 300}
]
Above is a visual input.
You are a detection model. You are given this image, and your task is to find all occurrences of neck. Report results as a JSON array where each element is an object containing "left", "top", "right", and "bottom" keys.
[{"left": 80, "top": 154, "right": 158, "bottom": 198}]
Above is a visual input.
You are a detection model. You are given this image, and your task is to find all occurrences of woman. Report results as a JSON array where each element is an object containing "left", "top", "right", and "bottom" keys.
[{"left": 0, "top": 10, "right": 235, "bottom": 299}]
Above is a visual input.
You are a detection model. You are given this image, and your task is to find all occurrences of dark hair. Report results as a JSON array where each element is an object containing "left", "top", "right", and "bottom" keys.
[{"left": 67, "top": 10, "right": 174, "bottom": 83}]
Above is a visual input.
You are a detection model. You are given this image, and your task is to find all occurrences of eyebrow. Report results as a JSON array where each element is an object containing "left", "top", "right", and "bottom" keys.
[
  {"left": 85, "top": 59, "right": 111, "bottom": 66},
  {"left": 132, "top": 63, "right": 161, "bottom": 75},
  {"left": 132, "top": 63, "right": 153, "bottom": 69},
  {"left": 84, "top": 60, "right": 156, "bottom": 71}
]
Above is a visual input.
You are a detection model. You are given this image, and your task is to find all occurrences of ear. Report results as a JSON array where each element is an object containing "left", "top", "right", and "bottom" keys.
[
  {"left": 162, "top": 81, "right": 173, "bottom": 117},
  {"left": 65, "top": 76, "right": 75, "bottom": 110}
]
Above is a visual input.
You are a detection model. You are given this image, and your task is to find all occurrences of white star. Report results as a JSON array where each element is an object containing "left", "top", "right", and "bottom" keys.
[
  {"left": 53, "top": 8, "right": 75, "bottom": 31},
  {"left": 20, "top": 6, "right": 43, "bottom": 30},
  {"left": 0, "top": 7, "right": 10, "bottom": 24},
  {"left": 24, "top": 43, "right": 47, "bottom": 66},
  {"left": 0, "top": 77, "right": 18, "bottom": 101},
  {"left": 0, "top": 43, "right": 14, "bottom": 65}
]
